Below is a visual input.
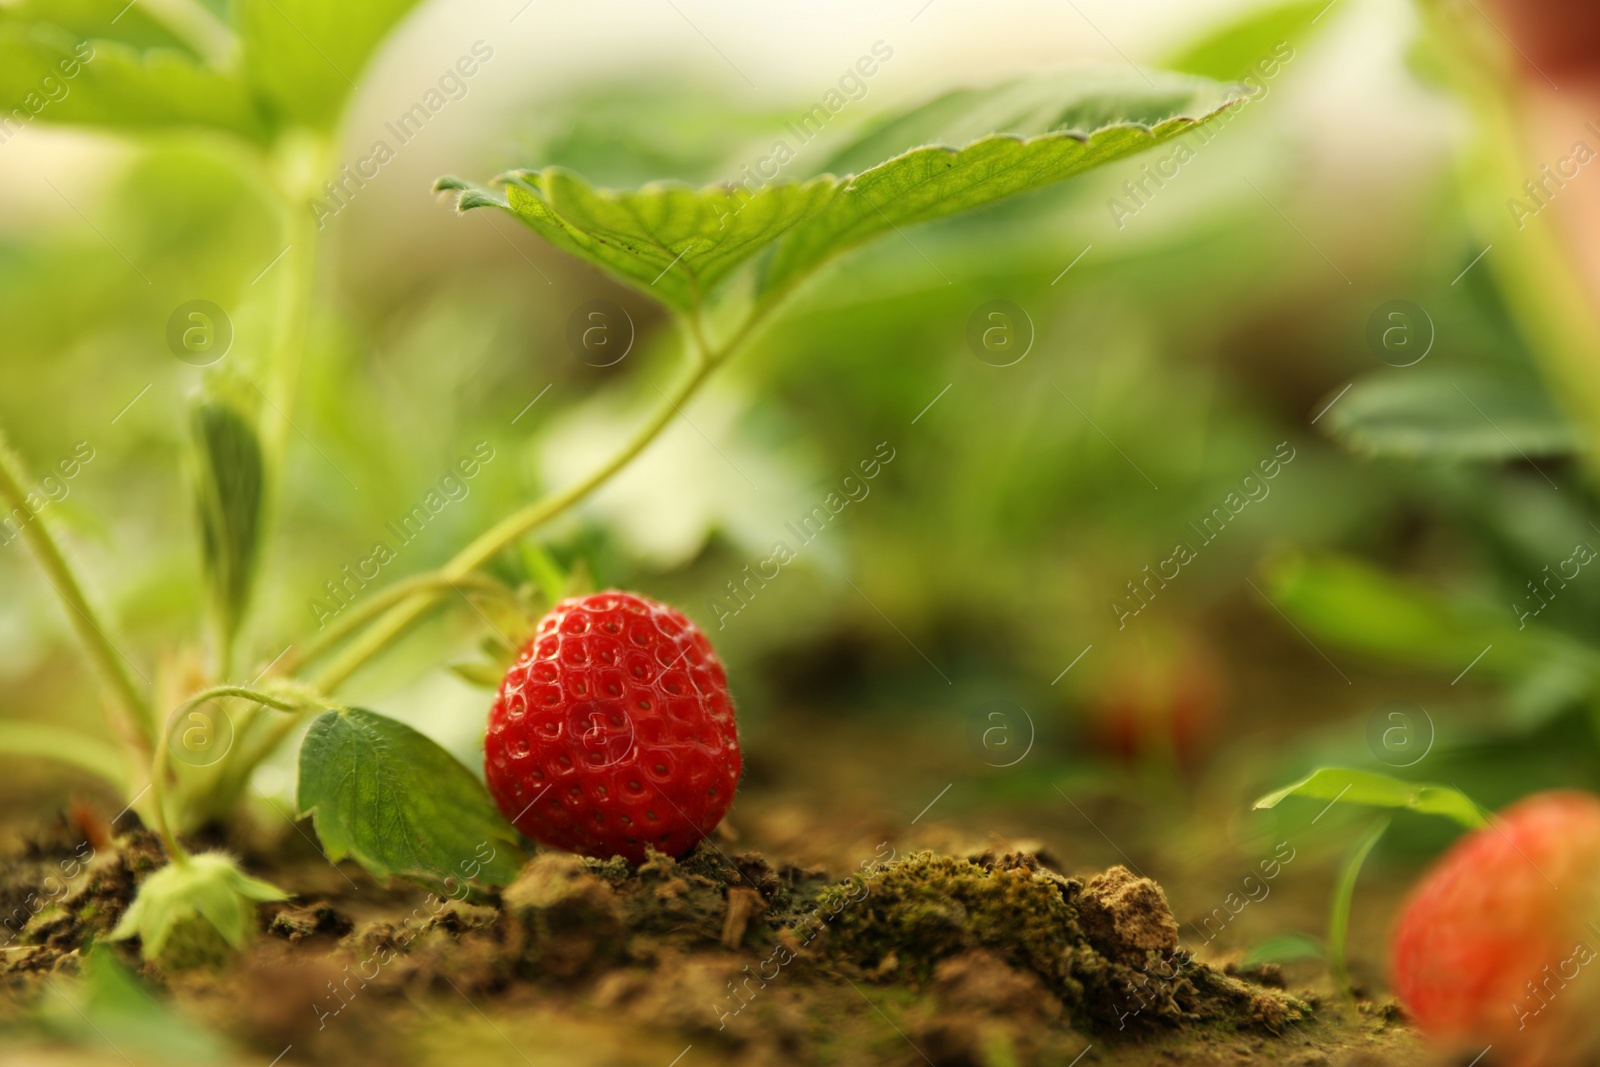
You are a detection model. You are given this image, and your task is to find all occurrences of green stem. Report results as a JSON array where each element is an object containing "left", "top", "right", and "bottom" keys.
[
  {"left": 148, "top": 717, "right": 190, "bottom": 866},
  {"left": 260, "top": 156, "right": 324, "bottom": 478},
  {"left": 0, "top": 722, "right": 129, "bottom": 791},
  {"left": 151, "top": 684, "right": 317, "bottom": 842},
  {"left": 0, "top": 427, "right": 156, "bottom": 751},
  {"left": 275, "top": 571, "right": 515, "bottom": 676},
  {"left": 303, "top": 324, "right": 721, "bottom": 695},
  {"left": 213, "top": 578, "right": 513, "bottom": 799},
  {"left": 182, "top": 685, "right": 311, "bottom": 713},
  {"left": 199, "top": 135, "right": 324, "bottom": 719},
  {"left": 1329, "top": 816, "right": 1389, "bottom": 998}
]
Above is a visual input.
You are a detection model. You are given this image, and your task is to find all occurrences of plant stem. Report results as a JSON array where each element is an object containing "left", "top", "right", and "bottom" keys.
[
  {"left": 0, "top": 722, "right": 129, "bottom": 790},
  {"left": 151, "top": 684, "right": 322, "bottom": 837},
  {"left": 259, "top": 148, "right": 325, "bottom": 477},
  {"left": 275, "top": 571, "right": 516, "bottom": 676},
  {"left": 303, "top": 326, "right": 720, "bottom": 695},
  {"left": 1329, "top": 816, "right": 1389, "bottom": 999},
  {"left": 182, "top": 685, "right": 310, "bottom": 713},
  {"left": 0, "top": 427, "right": 156, "bottom": 750},
  {"left": 209, "top": 578, "right": 510, "bottom": 806},
  {"left": 148, "top": 716, "right": 190, "bottom": 866}
]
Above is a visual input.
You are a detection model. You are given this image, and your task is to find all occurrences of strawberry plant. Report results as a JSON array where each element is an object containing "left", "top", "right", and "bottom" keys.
[
  {"left": 1234, "top": 6, "right": 1600, "bottom": 1030},
  {"left": 1250, "top": 0, "right": 1600, "bottom": 724},
  {"left": 0, "top": 0, "right": 1247, "bottom": 963}
]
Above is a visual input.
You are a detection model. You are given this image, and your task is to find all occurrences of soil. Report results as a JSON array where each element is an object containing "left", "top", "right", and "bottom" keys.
[
  {"left": 0, "top": 831, "right": 1415, "bottom": 1067},
  {"left": 0, "top": 792, "right": 1424, "bottom": 1065},
  {"left": 0, "top": 620, "right": 1443, "bottom": 1067}
]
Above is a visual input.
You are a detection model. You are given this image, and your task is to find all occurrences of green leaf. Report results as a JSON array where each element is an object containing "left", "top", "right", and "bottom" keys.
[
  {"left": 238, "top": 0, "right": 429, "bottom": 129},
  {"left": 0, "top": 721, "right": 128, "bottom": 789},
  {"left": 37, "top": 947, "right": 230, "bottom": 1062},
  {"left": 0, "top": 0, "right": 203, "bottom": 55},
  {"left": 0, "top": 25, "right": 264, "bottom": 139},
  {"left": 191, "top": 397, "right": 265, "bottom": 650},
  {"left": 297, "top": 707, "right": 524, "bottom": 893},
  {"left": 1162, "top": 0, "right": 1327, "bottom": 82},
  {"left": 519, "top": 540, "right": 570, "bottom": 606},
  {"left": 1322, "top": 369, "right": 1580, "bottom": 460},
  {"left": 447, "top": 660, "right": 508, "bottom": 690},
  {"left": 1253, "top": 767, "right": 1488, "bottom": 828},
  {"left": 438, "top": 169, "right": 839, "bottom": 315},
  {"left": 438, "top": 70, "right": 1242, "bottom": 314},
  {"left": 1329, "top": 816, "right": 1389, "bottom": 996},
  {"left": 1263, "top": 549, "right": 1598, "bottom": 679},
  {"left": 1240, "top": 932, "right": 1325, "bottom": 968},
  {"left": 110, "top": 851, "right": 287, "bottom": 961},
  {"left": 762, "top": 71, "right": 1241, "bottom": 294}
]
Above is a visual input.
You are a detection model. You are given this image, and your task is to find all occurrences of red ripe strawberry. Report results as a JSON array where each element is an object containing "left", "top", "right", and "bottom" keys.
[
  {"left": 483, "top": 591, "right": 741, "bottom": 864},
  {"left": 1390, "top": 790, "right": 1600, "bottom": 1066}
]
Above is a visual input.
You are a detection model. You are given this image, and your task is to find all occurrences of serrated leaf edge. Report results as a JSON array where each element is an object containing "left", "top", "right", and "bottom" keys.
[{"left": 435, "top": 101, "right": 1244, "bottom": 212}]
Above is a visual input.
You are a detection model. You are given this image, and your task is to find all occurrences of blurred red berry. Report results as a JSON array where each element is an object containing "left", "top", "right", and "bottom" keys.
[
  {"left": 484, "top": 591, "right": 741, "bottom": 864},
  {"left": 1391, "top": 790, "right": 1600, "bottom": 1066},
  {"left": 1487, "top": 0, "right": 1600, "bottom": 82},
  {"left": 1082, "top": 633, "right": 1224, "bottom": 768}
]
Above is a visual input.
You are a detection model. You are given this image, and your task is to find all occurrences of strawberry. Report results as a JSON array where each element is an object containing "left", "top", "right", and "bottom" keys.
[
  {"left": 1487, "top": 0, "right": 1600, "bottom": 80},
  {"left": 1082, "top": 630, "right": 1223, "bottom": 769},
  {"left": 484, "top": 591, "right": 741, "bottom": 864},
  {"left": 1390, "top": 790, "right": 1600, "bottom": 1066}
]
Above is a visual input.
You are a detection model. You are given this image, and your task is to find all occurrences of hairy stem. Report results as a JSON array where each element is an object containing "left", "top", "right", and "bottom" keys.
[
  {"left": 183, "top": 685, "right": 312, "bottom": 713},
  {"left": 152, "top": 684, "right": 321, "bottom": 837},
  {"left": 0, "top": 427, "right": 156, "bottom": 751}
]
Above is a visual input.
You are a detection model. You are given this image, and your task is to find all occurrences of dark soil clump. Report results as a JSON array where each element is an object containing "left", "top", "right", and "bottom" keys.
[{"left": 1, "top": 831, "right": 1324, "bottom": 1065}]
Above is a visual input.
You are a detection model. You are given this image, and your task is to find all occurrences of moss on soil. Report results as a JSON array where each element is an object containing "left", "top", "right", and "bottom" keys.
[{"left": 0, "top": 820, "right": 1420, "bottom": 1067}]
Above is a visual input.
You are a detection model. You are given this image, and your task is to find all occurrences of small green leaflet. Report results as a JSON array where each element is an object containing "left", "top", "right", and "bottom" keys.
[
  {"left": 297, "top": 707, "right": 524, "bottom": 894},
  {"left": 518, "top": 538, "right": 570, "bottom": 603},
  {"left": 237, "top": 0, "right": 429, "bottom": 129},
  {"left": 1253, "top": 767, "right": 1488, "bottom": 828},
  {"left": 37, "top": 948, "right": 231, "bottom": 1062},
  {"left": 110, "top": 851, "right": 288, "bottom": 960},
  {"left": 1263, "top": 549, "right": 1597, "bottom": 679},
  {"left": 0, "top": 24, "right": 265, "bottom": 139},
  {"left": 192, "top": 397, "right": 265, "bottom": 649},
  {"left": 437, "top": 70, "right": 1242, "bottom": 314},
  {"left": 0, "top": 0, "right": 428, "bottom": 139},
  {"left": 437, "top": 170, "right": 838, "bottom": 314},
  {"left": 1321, "top": 369, "right": 1580, "bottom": 461},
  {"left": 447, "top": 660, "right": 508, "bottom": 690},
  {"left": 0, "top": 0, "right": 204, "bottom": 55},
  {"left": 1240, "top": 932, "right": 1324, "bottom": 968},
  {"left": 1162, "top": 0, "right": 1331, "bottom": 82}
]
